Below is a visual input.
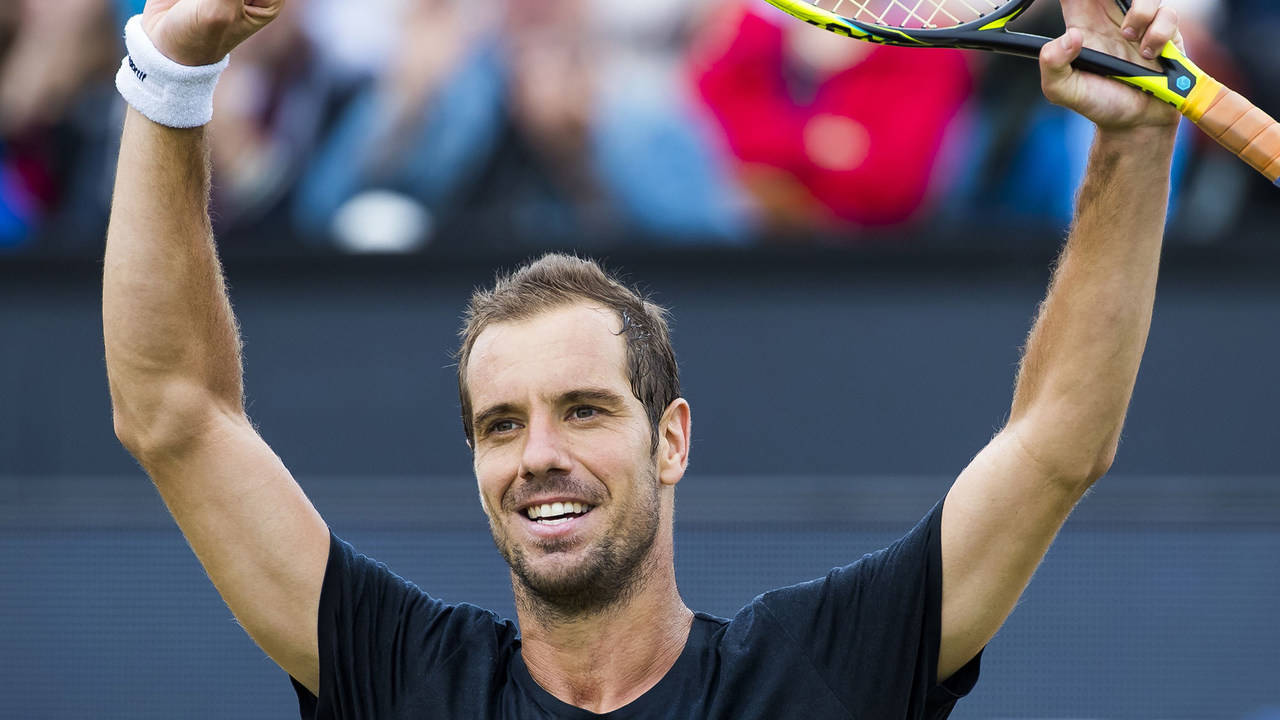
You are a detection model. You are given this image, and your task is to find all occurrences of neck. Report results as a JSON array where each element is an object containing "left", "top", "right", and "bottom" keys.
[{"left": 516, "top": 553, "right": 693, "bottom": 713}]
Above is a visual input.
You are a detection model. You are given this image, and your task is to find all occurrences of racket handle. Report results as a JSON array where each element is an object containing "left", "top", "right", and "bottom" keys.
[{"left": 1185, "top": 77, "right": 1280, "bottom": 186}]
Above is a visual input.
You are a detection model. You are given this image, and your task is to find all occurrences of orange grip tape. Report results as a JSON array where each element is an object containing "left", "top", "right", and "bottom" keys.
[{"left": 1193, "top": 86, "right": 1280, "bottom": 186}]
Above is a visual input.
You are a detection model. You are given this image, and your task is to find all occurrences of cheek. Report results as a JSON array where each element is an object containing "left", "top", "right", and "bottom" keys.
[
  {"left": 474, "top": 450, "right": 516, "bottom": 511},
  {"left": 577, "top": 434, "right": 652, "bottom": 493}
]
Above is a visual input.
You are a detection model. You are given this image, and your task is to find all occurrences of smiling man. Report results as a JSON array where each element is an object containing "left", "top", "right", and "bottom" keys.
[
  {"left": 105, "top": 0, "right": 1185, "bottom": 718},
  {"left": 463, "top": 300, "right": 683, "bottom": 622}
]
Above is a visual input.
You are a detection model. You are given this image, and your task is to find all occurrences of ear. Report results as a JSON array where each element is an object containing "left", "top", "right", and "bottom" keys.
[{"left": 656, "top": 398, "right": 691, "bottom": 487}]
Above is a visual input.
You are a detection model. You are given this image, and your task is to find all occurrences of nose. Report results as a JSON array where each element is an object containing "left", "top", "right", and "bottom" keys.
[{"left": 518, "top": 412, "right": 571, "bottom": 480}]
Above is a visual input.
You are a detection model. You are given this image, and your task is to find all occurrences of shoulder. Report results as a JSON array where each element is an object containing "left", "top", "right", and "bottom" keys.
[
  {"left": 758, "top": 501, "right": 945, "bottom": 620},
  {"left": 320, "top": 532, "right": 519, "bottom": 655},
  {"left": 306, "top": 536, "right": 520, "bottom": 718},
  {"left": 693, "top": 502, "right": 959, "bottom": 717}
]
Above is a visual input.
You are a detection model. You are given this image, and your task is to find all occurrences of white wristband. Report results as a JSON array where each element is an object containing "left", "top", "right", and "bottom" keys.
[{"left": 115, "top": 15, "right": 230, "bottom": 128}]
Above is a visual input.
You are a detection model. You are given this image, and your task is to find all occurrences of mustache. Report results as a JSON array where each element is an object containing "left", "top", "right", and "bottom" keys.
[{"left": 502, "top": 474, "right": 605, "bottom": 511}]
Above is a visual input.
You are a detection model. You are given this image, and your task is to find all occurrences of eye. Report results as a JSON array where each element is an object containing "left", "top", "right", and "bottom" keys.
[
  {"left": 486, "top": 419, "right": 519, "bottom": 435},
  {"left": 569, "top": 406, "right": 600, "bottom": 421}
]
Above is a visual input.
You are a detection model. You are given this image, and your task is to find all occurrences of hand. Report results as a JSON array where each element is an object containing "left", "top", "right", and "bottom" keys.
[
  {"left": 140, "top": 0, "right": 285, "bottom": 67},
  {"left": 1039, "top": 0, "right": 1182, "bottom": 131}
]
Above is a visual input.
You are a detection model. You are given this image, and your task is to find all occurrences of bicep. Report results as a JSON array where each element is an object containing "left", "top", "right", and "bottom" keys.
[
  {"left": 937, "top": 426, "right": 1085, "bottom": 681},
  {"left": 142, "top": 411, "right": 329, "bottom": 693}
]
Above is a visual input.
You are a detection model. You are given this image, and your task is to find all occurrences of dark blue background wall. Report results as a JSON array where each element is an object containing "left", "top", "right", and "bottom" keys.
[{"left": 3, "top": 251, "right": 1278, "bottom": 718}]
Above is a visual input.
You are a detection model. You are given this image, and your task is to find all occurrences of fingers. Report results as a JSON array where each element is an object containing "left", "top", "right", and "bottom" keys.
[
  {"left": 245, "top": 0, "right": 287, "bottom": 21},
  {"left": 1140, "top": 7, "right": 1179, "bottom": 59},
  {"left": 1041, "top": 27, "right": 1083, "bottom": 75},
  {"left": 1121, "top": 0, "right": 1179, "bottom": 60},
  {"left": 1039, "top": 27, "right": 1083, "bottom": 104},
  {"left": 1120, "top": 0, "right": 1158, "bottom": 40}
]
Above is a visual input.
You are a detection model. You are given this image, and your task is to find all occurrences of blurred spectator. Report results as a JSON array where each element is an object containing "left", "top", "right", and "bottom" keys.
[
  {"left": 0, "top": 0, "right": 1274, "bottom": 255},
  {"left": 495, "top": 0, "right": 603, "bottom": 236},
  {"left": 206, "top": 0, "right": 345, "bottom": 237},
  {"left": 1221, "top": 0, "right": 1280, "bottom": 239},
  {"left": 299, "top": 0, "right": 406, "bottom": 84},
  {"left": 0, "top": 0, "right": 116, "bottom": 134},
  {"left": 690, "top": 2, "right": 974, "bottom": 234},
  {"left": 474, "top": 0, "right": 749, "bottom": 245},
  {"left": 0, "top": 0, "right": 120, "bottom": 251},
  {"left": 583, "top": 0, "right": 751, "bottom": 242},
  {"left": 1228, "top": 0, "right": 1280, "bottom": 115},
  {"left": 944, "top": 0, "right": 1240, "bottom": 240},
  {"left": 295, "top": 0, "right": 747, "bottom": 252},
  {"left": 292, "top": 0, "right": 505, "bottom": 251}
]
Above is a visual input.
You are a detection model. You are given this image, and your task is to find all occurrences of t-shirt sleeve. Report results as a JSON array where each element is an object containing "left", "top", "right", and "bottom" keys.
[
  {"left": 291, "top": 533, "right": 513, "bottom": 719},
  {"left": 756, "top": 499, "right": 981, "bottom": 718}
]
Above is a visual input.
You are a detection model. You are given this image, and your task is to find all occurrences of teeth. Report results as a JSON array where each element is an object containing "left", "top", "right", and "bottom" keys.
[{"left": 523, "top": 502, "right": 592, "bottom": 521}]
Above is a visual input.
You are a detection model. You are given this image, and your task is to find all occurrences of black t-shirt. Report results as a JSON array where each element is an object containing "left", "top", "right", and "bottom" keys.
[{"left": 293, "top": 500, "right": 981, "bottom": 719}]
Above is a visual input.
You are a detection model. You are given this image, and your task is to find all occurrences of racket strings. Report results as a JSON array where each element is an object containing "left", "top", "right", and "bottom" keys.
[{"left": 814, "top": 0, "right": 1004, "bottom": 30}]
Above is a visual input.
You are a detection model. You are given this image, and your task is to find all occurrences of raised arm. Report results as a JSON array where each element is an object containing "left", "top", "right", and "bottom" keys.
[
  {"left": 103, "top": 0, "right": 328, "bottom": 692},
  {"left": 935, "top": 0, "right": 1181, "bottom": 681}
]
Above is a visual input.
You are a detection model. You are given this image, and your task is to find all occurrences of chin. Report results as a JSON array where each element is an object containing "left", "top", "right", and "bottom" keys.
[
  {"left": 518, "top": 543, "right": 608, "bottom": 596},
  {"left": 509, "top": 534, "right": 656, "bottom": 617},
  {"left": 491, "top": 472, "right": 664, "bottom": 616}
]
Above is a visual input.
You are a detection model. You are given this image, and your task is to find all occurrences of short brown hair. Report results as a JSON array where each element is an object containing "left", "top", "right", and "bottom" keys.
[{"left": 457, "top": 253, "right": 680, "bottom": 450}]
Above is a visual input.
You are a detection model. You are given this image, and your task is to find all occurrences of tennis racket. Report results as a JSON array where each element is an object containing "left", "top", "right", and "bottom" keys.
[{"left": 760, "top": 0, "right": 1280, "bottom": 186}]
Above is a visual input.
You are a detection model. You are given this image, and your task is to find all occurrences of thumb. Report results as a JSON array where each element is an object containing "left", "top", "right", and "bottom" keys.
[{"left": 1040, "top": 27, "right": 1083, "bottom": 103}]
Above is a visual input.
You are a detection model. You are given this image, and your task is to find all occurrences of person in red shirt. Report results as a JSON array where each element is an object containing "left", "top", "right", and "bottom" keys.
[{"left": 691, "top": 3, "right": 973, "bottom": 230}]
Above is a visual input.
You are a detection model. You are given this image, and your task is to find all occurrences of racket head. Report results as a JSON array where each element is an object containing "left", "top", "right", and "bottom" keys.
[{"left": 761, "top": 0, "right": 1037, "bottom": 45}]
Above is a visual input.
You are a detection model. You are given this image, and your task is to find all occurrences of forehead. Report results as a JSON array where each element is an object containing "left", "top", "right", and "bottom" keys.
[{"left": 467, "top": 303, "right": 630, "bottom": 407}]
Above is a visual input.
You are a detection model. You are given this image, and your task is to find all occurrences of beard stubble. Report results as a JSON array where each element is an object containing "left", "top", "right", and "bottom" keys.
[{"left": 490, "top": 462, "right": 662, "bottom": 621}]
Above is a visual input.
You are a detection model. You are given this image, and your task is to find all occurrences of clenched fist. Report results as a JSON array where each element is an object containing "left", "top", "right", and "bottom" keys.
[{"left": 141, "top": 0, "right": 284, "bottom": 66}]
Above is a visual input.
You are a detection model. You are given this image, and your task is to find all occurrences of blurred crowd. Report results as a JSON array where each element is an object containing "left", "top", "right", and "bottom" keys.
[{"left": 1, "top": 0, "right": 1276, "bottom": 255}]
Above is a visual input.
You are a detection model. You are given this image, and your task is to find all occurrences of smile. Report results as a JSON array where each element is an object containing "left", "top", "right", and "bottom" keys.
[{"left": 524, "top": 502, "right": 594, "bottom": 524}]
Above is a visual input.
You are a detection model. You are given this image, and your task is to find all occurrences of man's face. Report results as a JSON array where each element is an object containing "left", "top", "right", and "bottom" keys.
[{"left": 466, "top": 302, "right": 664, "bottom": 614}]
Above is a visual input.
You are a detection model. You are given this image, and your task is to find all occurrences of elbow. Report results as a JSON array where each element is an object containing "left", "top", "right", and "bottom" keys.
[
  {"left": 1005, "top": 418, "right": 1120, "bottom": 492},
  {"left": 1043, "top": 447, "right": 1116, "bottom": 495},
  {"left": 112, "top": 409, "right": 175, "bottom": 461},
  {"left": 1041, "top": 452, "right": 1113, "bottom": 494},
  {"left": 111, "top": 382, "right": 240, "bottom": 461},
  {"left": 1080, "top": 436, "right": 1121, "bottom": 486},
  {"left": 1065, "top": 448, "right": 1116, "bottom": 491},
  {"left": 1068, "top": 420, "right": 1124, "bottom": 487}
]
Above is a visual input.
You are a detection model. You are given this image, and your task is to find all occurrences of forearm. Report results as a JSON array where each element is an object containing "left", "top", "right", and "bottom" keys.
[
  {"left": 104, "top": 108, "right": 245, "bottom": 453},
  {"left": 1007, "top": 126, "right": 1176, "bottom": 481}
]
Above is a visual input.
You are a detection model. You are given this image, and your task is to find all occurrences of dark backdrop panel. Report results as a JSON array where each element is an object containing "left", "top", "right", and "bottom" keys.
[{"left": 3, "top": 253, "right": 1279, "bottom": 478}]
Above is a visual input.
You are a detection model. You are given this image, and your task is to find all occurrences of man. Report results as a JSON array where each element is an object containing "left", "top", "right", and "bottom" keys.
[{"left": 103, "top": 0, "right": 1183, "bottom": 717}]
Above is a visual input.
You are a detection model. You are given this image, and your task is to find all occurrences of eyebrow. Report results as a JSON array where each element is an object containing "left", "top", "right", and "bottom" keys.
[
  {"left": 472, "top": 387, "right": 629, "bottom": 432},
  {"left": 561, "top": 387, "right": 628, "bottom": 408},
  {"left": 473, "top": 403, "right": 519, "bottom": 434}
]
